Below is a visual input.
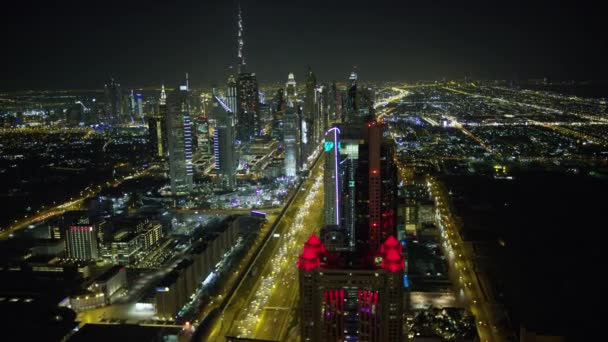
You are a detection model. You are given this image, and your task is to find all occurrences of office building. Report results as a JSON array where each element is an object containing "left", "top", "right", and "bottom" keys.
[
  {"left": 148, "top": 85, "right": 168, "bottom": 158},
  {"left": 324, "top": 127, "right": 341, "bottom": 226},
  {"left": 136, "top": 92, "right": 144, "bottom": 121},
  {"left": 214, "top": 95, "right": 237, "bottom": 190},
  {"left": 104, "top": 78, "right": 123, "bottom": 123},
  {"left": 298, "top": 234, "right": 404, "bottom": 342},
  {"left": 166, "top": 81, "right": 194, "bottom": 196},
  {"left": 65, "top": 216, "right": 99, "bottom": 261},
  {"left": 196, "top": 117, "right": 212, "bottom": 157},
  {"left": 303, "top": 67, "right": 317, "bottom": 158},
  {"left": 286, "top": 72, "right": 297, "bottom": 101},
  {"left": 283, "top": 101, "right": 299, "bottom": 177},
  {"left": 233, "top": 5, "right": 259, "bottom": 142},
  {"left": 237, "top": 72, "right": 259, "bottom": 142},
  {"left": 226, "top": 74, "right": 238, "bottom": 117}
]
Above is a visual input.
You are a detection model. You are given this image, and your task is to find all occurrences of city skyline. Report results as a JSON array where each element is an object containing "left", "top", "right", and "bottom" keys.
[
  {"left": 2, "top": 0, "right": 608, "bottom": 91},
  {"left": 0, "top": 1, "right": 603, "bottom": 341}
]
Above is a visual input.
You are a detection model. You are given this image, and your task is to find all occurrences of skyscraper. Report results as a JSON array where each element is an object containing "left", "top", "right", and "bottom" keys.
[
  {"left": 324, "top": 127, "right": 341, "bottom": 227},
  {"left": 136, "top": 92, "right": 144, "bottom": 121},
  {"left": 226, "top": 74, "right": 238, "bottom": 118},
  {"left": 286, "top": 72, "right": 297, "bottom": 101},
  {"left": 357, "top": 120, "right": 397, "bottom": 251},
  {"left": 237, "top": 72, "right": 259, "bottom": 142},
  {"left": 213, "top": 95, "right": 237, "bottom": 190},
  {"left": 303, "top": 66, "right": 317, "bottom": 158},
  {"left": 298, "top": 235, "right": 404, "bottom": 342},
  {"left": 104, "top": 78, "right": 122, "bottom": 123},
  {"left": 345, "top": 69, "right": 358, "bottom": 123},
  {"left": 283, "top": 101, "right": 299, "bottom": 177},
  {"left": 196, "top": 117, "right": 212, "bottom": 158},
  {"left": 236, "top": 3, "right": 246, "bottom": 74},
  {"left": 166, "top": 82, "right": 194, "bottom": 196},
  {"left": 299, "top": 91, "right": 404, "bottom": 341},
  {"left": 128, "top": 89, "right": 136, "bottom": 122},
  {"left": 234, "top": 5, "right": 259, "bottom": 143},
  {"left": 148, "top": 86, "right": 168, "bottom": 159},
  {"left": 65, "top": 216, "right": 98, "bottom": 261}
]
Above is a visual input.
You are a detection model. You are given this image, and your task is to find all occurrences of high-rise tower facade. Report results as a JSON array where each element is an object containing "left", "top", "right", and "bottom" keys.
[
  {"left": 286, "top": 72, "right": 297, "bottom": 101},
  {"left": 283, "top": 101, "right": 299, "bottom": 177},
  {"left": 104, "top": 78, "right": 123, "bottom": 123},
  {"left": 300, "top": 82, "right": 404, "bottom": 341},
  {"left": 236, "top": 72, "right": 259, "bottom": 142},
  {"left": 226, "top": 74, "right": 238, "bottom": 119},
  {"left": 148, "top": 85, "right": 168, "bottom": 159},
  {"left": 303, "top": 67, "right": 317, "bottom": 158},
  {"left": 166, "top": 82, "right": 194, "bottom": 196},
  {"left": 65, "top": 216, "right": 99, "bottom": 261},
  {"left": 213, "top": 95, "right": 237, "bottom": 190},
  {"left": 324, "top": 127, "right": 341, "bottom": 227}
]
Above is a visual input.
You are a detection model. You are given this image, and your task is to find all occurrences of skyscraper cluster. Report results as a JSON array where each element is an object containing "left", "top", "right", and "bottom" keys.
[{"left": 299, "top": 82, "right": 404, "bottom": 341}]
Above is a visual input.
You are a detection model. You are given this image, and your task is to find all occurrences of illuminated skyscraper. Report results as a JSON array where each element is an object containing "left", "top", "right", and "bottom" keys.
[
  {"left": 213, "top": 95, "right": 237, "bottom": 190},
  {"left": 147, "top": 86, "right": 168, "bottom": 159},
  {"left": 136, "top": 92, "right": 144, "bottom": 121},
  {"left": 300, "top": 93, "right": 403, "bottom": 341},
  {"left": 236, "top": 3, "right": 246, "bottom": 73},
  {"left": 166, "top": 82, "right": 194, "bottom": 196},
  {"left": 345, "top": 69, "right": 358, "bottom": 123},
  {"left": 128, "top": 89, "right": 136, "bottom": 122},
  {"left": 298, "top": 234, "right": 404, "bottom": 342},
  {"left": 303, "top": 66, "right": 317, "bottom": 158},
  {"left": 237, "top": 72, "right": 259, "bottom": 142},
  {"left": 232, "top": 4, "right": 260, "bottom": 142},
  {"left": 286, "top": 72, "right": 297, "bottom": 101},
  {"left": 104, "top": 77, "right": 123, "bottom": 123},
  {"left": 324, "top": 127, "right": 341, "bottom": 226},
  {"left": 283, "top": 101, "right": 298, "bottom": 177},
  {"left": 65, "top": 216, "right": 98, "bottom": 261},
  {"left": 226, "top": 74, "right": 238, "bottom": 118}
]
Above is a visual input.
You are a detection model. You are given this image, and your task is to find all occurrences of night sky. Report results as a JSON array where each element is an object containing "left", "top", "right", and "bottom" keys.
[{"left": 1, "top": 0, "right": 606, "bottom": 90}]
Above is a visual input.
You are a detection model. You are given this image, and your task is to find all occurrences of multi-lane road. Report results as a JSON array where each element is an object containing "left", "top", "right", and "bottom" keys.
[
  {"left": 199, "top": 153, "right": 325, "bottom": 342},
  {"left": 426, "top": 176, "right": 507, "bottom": 342},
  {"left": 0, "top": 167, "right": 151, "bottom": 240}
]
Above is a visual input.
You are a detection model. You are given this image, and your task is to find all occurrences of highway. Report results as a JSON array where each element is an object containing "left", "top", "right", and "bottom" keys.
[
  {"left": 199, "top": 153, "right": 325, "bottom": 342},
  {"left": 426, "top": 176, "right": 507, "bottom": 342},
  {"left": 0, "top": 167, "right": 151, "bottom": 240}
]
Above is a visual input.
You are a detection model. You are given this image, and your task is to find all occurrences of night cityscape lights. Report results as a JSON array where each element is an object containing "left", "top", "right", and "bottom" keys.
[{"left": 0, "top": 1, "right": 604, "bottom": 342}]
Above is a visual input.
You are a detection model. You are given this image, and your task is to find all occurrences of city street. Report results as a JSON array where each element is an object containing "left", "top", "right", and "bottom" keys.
[{"left": 200, "top": 154, "right": 325, "bottom": 342}]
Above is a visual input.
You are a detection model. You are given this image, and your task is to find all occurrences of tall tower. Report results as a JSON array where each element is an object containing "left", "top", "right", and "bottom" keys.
[
  {"left": 213, "top": 95, "right": 237, "bottom": 191},
  {"left": 148, "top": 85, "right": 168, "bottom": 158},
  {"left": 128, "top": 89, "right": 136, "bottom": 122},
  {"left": 286, "top": 72, "right": 297, "bottom": 101},
  {"left": 345, "top": 69, "right": 358, "bottom": 123},
  {"left": 65, "top": 215, "right": 98, "bottom": 261},
  {"left": 237, "top": 3, "right": 246, "bottom": 73},
  {"left": 104, "top": 78, "right": 123, "bottom": 123},
  {"left": 237, "top": 73, "right": 259, "bottom": 142},
  {"left": 324, "top": 127, "right": 341, "bottom": 226},
  {"left": 303, "top": 66, "right": 317, "bottom": 157},
  {"left": 136, "top": 93, "right": 144, "bottom": 121},
  {"left": 283, "top": 101, "right": 299, "bottom": 177},
  {"left": 226, "top": 74, "right": 238, "bottom": 121},
  {"left": 166, "top": 82, "right": 194, "bottom": 196},
  {"left": 234, "top": 4, "right": 259, "bottom": 142}
]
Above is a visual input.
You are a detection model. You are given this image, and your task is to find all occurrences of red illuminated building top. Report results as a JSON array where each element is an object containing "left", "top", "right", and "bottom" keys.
[
  {"left": 299, "top": 234, "right": 404, "bottom": 272},
  {"left": 298, "top": 234, "right": 326, "bottom": 271},
  {"left": 380, "top": 235, "right": 404, "bottom": 272}
]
